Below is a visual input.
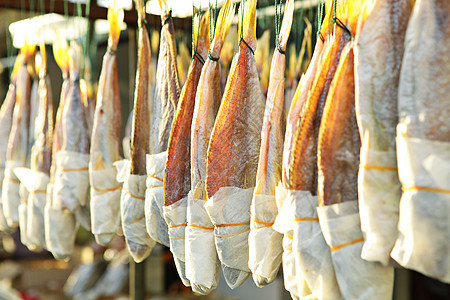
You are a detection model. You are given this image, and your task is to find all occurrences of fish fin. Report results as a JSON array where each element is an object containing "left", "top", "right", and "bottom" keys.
[
  {"left": 241, "top": 0, "right": 257, "bottom": 51},
  {"left": 53, "top": 39, "right": 69, "bottom": 74},
  {"left": 108, "top": 0, "right": 124, "bottom": 49},
  {"left": 210, "top": 0, "right": 235, "bottom": 56},
  {"left": 277, "top": 0, "right": 294, "bottom": 51}
]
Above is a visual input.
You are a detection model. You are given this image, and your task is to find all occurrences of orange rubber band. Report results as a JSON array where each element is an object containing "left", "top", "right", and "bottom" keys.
[
  {"left": 92, "top": 186, "right": 122, "bottom": 192},
  {"left": 293, "top": 217, "right": 319, "bottom": 222},
  {"left": 61, "top": 167, "right": 89, "bottom": 172},
  {"left": 169, "top": 224, "right": 187, "bottom": 228},
  {"left": 146, "top": 184, "right": 163, "bottom": 189},
  {"left": 123, "top": 215, "right": 145, "bottom": 225},
  {"left": 402, "top": 186, "right": 450, "bottom": 195},
  {"left": 188, "top": 224, "right": 214, "bottom": 230},
  {"left": 122, "top": 189, "right": 145, "bottom": 200},
  {"left": 147, "top": 174, "right": 163, "bottom": 182},
  {"left": 330, "top": 238, "right": 364, "bottom": 252},
  {"left": 5, "top": 176, "right": 20, "bottom": 184},
  {"left": 30, "top": 190, "right": 47, "bottom": 194},
  {"left": 360, "top": 164, "right": 397, "bottom": 171},
  {"left": 215, "top": 221, "right": 250, "bottom": 228},
  {"left": 251, "top": 218, "right": 274, "bottom": 226}
]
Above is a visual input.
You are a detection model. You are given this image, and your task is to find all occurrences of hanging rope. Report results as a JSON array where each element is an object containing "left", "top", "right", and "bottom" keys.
[
  {"left": 316, "top": 0, "right": 324, "bottom": 42},
  {"left": 275, "top": 0, "right": 285, "bottom": 54},
  {"left": 332, "top": 0, "right": 353, "bottom": 38},
  {"left": 239, "top": 0, "right": 254, "bottom": 55},
  {"left": 192, "top": 2, "right": 205, "bottom": 64},
  {"left": 208, "top": 0, "right": 219, "bottom": 61}
]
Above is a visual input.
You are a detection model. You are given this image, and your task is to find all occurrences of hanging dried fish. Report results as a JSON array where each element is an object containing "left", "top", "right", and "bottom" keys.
[
  {"left": 2, "top": 43, "right": 34, "bottom": 228},
  {"left": 89, "top": 2, "right": 124, "bottom": 246},
  {"left": 354, "top": 0, "right": 413, "bottom": 266},
  {"left": 118, "top": 0, "right": 156, "bottom": 263},
  {"left": 163, "top": 8, "right": 210, "bottom": 288},
  {"left": 205, "top": 0, "right": 264, "bottom": 289},
  {"left": 44, "top": 39, "right": 78, "bottom": 260},
  {"left": 0, "top": 58, "right": 19, "bottom": 232},
  {"left": 249, "top": 0, "right": 294, "bottom": 288},
  {"left": 186, "top": 0, "right": 234, "bottom": 294},
  {"left": 15, "top": 44, "right": 54, "bottom": 251},
  {"left": 392, "top": 0, "right": 450, "bottom": 284}
]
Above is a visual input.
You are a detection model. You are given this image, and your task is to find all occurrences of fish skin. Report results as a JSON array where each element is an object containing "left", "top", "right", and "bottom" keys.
[
  {"left": 28, "top": 77, "right": 39, "bottom": 165},
  {"left": 7, "top": 59, "right": 32, "bottom": 164},
  {"left": 355, "top": 0, "right": 413, "bottom": 151},
  {"left": 90, "top": 5, "right": 124, "bottom": 171},
  {"left": 281, "top": 2, "right": 335, "bottom": 188},
  {"left": 130, "top": 0, "right": 151, "bottom": 175},
  {"left": 206, "top": 0, "right": 264, "bottom": 199},
  {"left": 0, "top": 82, "right": 17, "bottom": 170},
  {"left": 150, "top": 3, "right": 180, "bottom": 154},
  {"left": 191, "top": 0, "right": 235, "bottom": 200},
  {"left": 255, "top": 0, "right": 294, "bottom": 196},
  {"left": 30, "top": 49, "right": 53, "bottom": 175},
  {"left": 164, "top": 12, "right": 209, "bottom": 206},
  {"left": 287, "top": 24, "right": 351, "bottom": 194},
  {"left": 61, "top": 43, "right": 90, "bottom": 154},
  {"left": 398, "top": 0, "right": 450, "bottom": 142},
  {"left": 317, "top": 43, "right": 359, "bottom": 206}
]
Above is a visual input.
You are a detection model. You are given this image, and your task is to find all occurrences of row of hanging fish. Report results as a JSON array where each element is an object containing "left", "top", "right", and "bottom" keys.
[{"left": 0, "top": 0, "right": 448, "bottom": 297}]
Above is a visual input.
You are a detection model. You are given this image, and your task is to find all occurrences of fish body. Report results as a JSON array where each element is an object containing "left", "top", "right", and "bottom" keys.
[
  {"left": 130, "top": 1, "right": 151, "bottom": 175},
  {"left": 191, "top": 0, "right": 235, "bottom": 200},
  {"left": 317, "top": 43, "right": 359, "bottom": 206},
  {"left": 164, "top": 12, "right": 210, "bottom": 206},
  {"left": 206, "top": 0, "right": 264, "bottom": 198},
  {"left": 255, "top": 0, "right": 294, "bottom": 196},
  {"left": 150, "top": 0, "right": 180, "bottom": 154},
  {"left": 7, "top": 54, "right": 33, "bottom": 164},
  {"left": 286, "top": 15, "right": 350, "bottom": 194},
  {"left": 355, "top": 0, "right": 413, "bottom": 151},
  {"left": 90, "top": 6, "right": 124, "bottom": 171},
  {"left": 50, "top": 40, "right": 70, "bottom": 179},
  {"left": 61, "top": 43, "right": 90, "bottom": 155},
  {"left": 0, "top": 82, "right": 17, "bottom": 171},
  {"left": 282, "top": 2, "right": 334, "bottom": 188},
  {"left": 398, "top": 0, "right": 450, "bottom": 141},
  {"left": 31, "top": 45, "right": 53, "bottom": 175}
]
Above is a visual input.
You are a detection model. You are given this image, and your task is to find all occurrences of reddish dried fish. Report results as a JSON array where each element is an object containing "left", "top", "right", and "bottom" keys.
[{"left": 164, "top": 12, "right": 210, "bottom": 206}]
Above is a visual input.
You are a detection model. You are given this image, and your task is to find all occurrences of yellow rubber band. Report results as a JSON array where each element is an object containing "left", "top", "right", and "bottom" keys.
[
  {"left": 147, "top": 174, "right": 163, "bottom": 182},
  {"left": 293, "top": 217, "right": 319, "bottom": 222},
  {"left": 360, "top": 164, "right": 397, "bottom": 171},
  {"left": 123, "top": 215, "right": 145, "bottom": 225},
  {"left": 61, "top": 167, "right": 89, "bottom": 172},
  {"left": 215, "top": 221, "right": 250, "bottom": 228},
  {"left": 330, "top": 238, "right": 364, "bottom": 252},
  {"left": 188, "top": 224, "right": 214, "bottom": 230},
  {"left": 402, "top": 186, "right": 450, "bottom": 195},
  {"left": 122, "top": 189, "right": 145, "bottom": 200}
]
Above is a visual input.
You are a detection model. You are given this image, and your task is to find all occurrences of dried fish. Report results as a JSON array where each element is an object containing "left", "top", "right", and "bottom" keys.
[{"left": 89, "top": 3, "right": 124, "bottom": 245}]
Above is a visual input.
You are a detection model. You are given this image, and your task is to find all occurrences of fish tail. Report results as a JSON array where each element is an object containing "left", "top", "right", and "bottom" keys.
[
  {"left": 355, "top": 0, "right": 375, "bottom": 39},
  {"left": 158, "top": 0, "right": 169, "bottom": 14},
  {"left": 210, "top": 0, "right": 235, "bottom": 55},
  {"left": 53, "top": 39, "right": 70, "bottom": 74},
  {"left": 277, "top": 0, "right": 294, "bottom": 51},
  {"left": 108, "top": 0, "right": 124, "bottom": 50},
  {"left": 241, "top": 0, "right": 257, "bottom": 51},
  {"left": 195, "top": 6, "right": 210, "bottom": 55},
  {"left": 68, "top": 41, "right": 83, "bottom": 74}
]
